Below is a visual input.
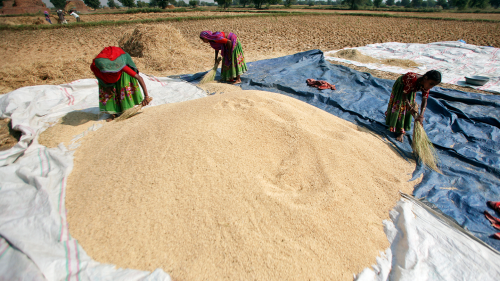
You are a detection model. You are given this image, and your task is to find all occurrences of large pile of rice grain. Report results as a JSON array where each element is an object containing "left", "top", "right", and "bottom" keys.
[{"left": 67, "top": 89, "right": 416, "bottom": 280}]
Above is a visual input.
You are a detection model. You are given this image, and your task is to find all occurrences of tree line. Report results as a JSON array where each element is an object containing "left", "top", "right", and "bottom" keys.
[{"left": 45, "top": 0, "right": 499, "bottom": 10}]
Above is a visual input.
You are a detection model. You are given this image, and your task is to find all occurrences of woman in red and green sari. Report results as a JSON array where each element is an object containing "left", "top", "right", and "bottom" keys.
[
  {"left": 200, "top": 31, "right": 248, "bottom": 84},
  {"left": 385, "top": 70, "right": 441, "bottom": 142},
  {"left": 91, "top": 46, "right": 151, "bottom": 121}
]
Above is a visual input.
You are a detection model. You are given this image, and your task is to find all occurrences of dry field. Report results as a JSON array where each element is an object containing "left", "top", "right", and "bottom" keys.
[
  {"left": 0, "top": 14, "right": 499, "bottom": 95},
  {"left": 2, "top": 8, "right": 500, "bottom": 26},
  {"left": 0, "top": 10, "right": 259, "bottom": 25},
  {"left": 286, "top": 8, "right": 500, "bottom": 20}
]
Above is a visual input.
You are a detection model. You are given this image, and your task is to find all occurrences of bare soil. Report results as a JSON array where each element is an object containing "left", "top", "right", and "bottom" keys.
[
  {"left": 0, "top": 13, "right": 497, "bottom": 150},
  {"left": 0, "top": 14, "right": 498, "bottom": 95}
]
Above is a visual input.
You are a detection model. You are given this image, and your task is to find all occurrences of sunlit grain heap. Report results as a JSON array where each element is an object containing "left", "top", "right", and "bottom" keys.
[{"left": 67, "top": 87, "right": 416, "bottom": 281}]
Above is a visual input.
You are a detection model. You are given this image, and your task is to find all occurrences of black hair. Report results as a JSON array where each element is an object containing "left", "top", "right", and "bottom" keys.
[{"left": 424, "top": 70, "right": 442, "bottom": 83}]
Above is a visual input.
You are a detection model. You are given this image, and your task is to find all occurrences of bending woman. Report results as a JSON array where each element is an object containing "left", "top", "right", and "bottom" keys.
[
  {"left": 91, "top": 46, "right": 150, "bottom": 121},
  {"left": 200, "top": 31, "right": 248, "bottom": 84},
  {"left": 385, "top": 70, "right": 441, "bottom": 142}
]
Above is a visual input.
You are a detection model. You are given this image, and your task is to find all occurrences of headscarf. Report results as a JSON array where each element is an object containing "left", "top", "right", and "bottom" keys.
[
  {"left": 44, "top": 11, "right": 49, "bottom": 16},
  {"left": 200, "top": 31, "right": 225, "bottom": 41},
  {"left": 200, "top": 31, "right": 238, "bottom": 66},
  {"left": 90, "top": 46, "right": 137, "bottom": 85}
]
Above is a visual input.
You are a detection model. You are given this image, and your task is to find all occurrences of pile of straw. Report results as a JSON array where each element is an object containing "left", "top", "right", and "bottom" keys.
[
  {"left": 118, "top": 24, "right": 212, "bottom": 73},
  {"left": 331, "top": 49, "right": 419, "bottom": 68}
]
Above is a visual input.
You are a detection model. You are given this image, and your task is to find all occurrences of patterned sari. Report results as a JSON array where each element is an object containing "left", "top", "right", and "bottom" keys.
[
  {"left": 91, "top": 47, "right": 144, "bottom": 114},
  {"left": 200, "top": 31, "right": 248, "bottom": 82},
  {"left": 385, "top": 72, "right": 429, "bottom": 134}
]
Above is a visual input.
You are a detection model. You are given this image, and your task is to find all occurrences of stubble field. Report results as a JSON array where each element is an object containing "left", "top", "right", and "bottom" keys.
[{"left": 0, "top": 13, "right": 499, "bottom": 94}]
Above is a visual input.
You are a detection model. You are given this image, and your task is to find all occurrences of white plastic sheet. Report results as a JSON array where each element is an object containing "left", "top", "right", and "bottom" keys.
[
  {"left": 325, "top": 41, "right": 500, "bottom": 94},
  {"left": 356, "top": 194, "right": 500, "bottom": 281},
  {"left": 0, "top": 74, "right": 206, "bottom": 280},
  {"left": 1, "top": 74, "right": 500, "bottom": 280}
]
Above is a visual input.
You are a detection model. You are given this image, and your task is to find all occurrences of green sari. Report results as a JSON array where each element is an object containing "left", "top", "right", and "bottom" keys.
[
  {"left": 220, "top": 39, "right": 248, "bottom": 82},
  {"left": 98, "top": 72, "right": 143, "bottom": 114},
  {"left": 385, "top": 75, "right": 416, "bottom": 134}
]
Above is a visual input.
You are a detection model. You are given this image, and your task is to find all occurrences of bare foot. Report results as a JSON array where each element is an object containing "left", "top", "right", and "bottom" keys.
[
  {"left": 396, "top": 133, "right": 404, "bottom": 142},
  {"left": 231, "top": 79, "right": 242, "bottom": 84},
  {"left": 106, "top": 114, "right": 117, "bottom": 122}
]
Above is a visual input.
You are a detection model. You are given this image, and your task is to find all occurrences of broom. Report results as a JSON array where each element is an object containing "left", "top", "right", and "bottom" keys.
[
  {"left": 199, "top": 57, "right": 222, "bottom": 84},
  {"left": 407, "top": 101, "right": 441, "bottom": 173},
  {"left": 115, "top": 96, "right": 153, "bottom": 122}
]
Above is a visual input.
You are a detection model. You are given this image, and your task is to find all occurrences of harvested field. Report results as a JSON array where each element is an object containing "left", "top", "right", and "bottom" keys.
[
  {"left": 67, "top": 87, "right": 417, "bottom": 280},
  {"left": 284, "top": 8, "right": 500, "bottom": 20},
  {"left": 0, "top": 11, "right": 259, "bottom": 25},
  {"left": 0, "top": 14, "right": 498, "bottom": 95}
]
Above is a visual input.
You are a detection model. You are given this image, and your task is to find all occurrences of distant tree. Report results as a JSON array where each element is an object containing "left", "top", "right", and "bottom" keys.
[
  {"left": 401, "top": 0, "right": 411, "bottom": 6},
  {"left": 136, "top": 0, "right": 148, "bottom": 6},
  {"left": 50, "top": 0, "right": 67, "bottom": 9},
  {"left": 411, "top": 0, "right": 422, "bottom": 6},
  {"left": 118, "top": 0, "right": 137, "bottom": 7},
  {"left": 284, "top": 0, "right": 296, "bottom": 6},
  {"left": 240, "top": 0, "right": 250, "bottom": 6},
  {"left": 469, "top": 0, "right": 488, "bottom": 7},
  {"left": 436, "top": 0, "right": 448, "bottom": 7},
  {"left": 84, "top": 0, "right": 101, "bottom": 9},
  {"left": 395, "top": 0, "right": 402, "bottom": 5},
  {"left": 343, "top": 0, "right": 364, "bottom": 9},
  {"left": 216, "top": 0, "right": 232, "bottom": 7},
  {"left": 252, "top": 0, "right": 266, "bottom": 8},
  {"left": 454, "top": 0, "right": 469, "bottom": 8},
  {"left": 426, "top": 0, "right": 436, "bottom": 6},
  {"left": 365, "top": 0, "right": 373, "bottom": 5},
  {"left": 189, "top": 0, "right": 199, "bottom": 6},
  {"left": 108, "top": 0, "right": 119, "bottom": 7},
  {"left": 491, "top": 0, "right": 500, "bottom": 7},
  {"left": 373, "top": 0, "right": 382, "bottom": 7},
  {"left": 386, "top": 0, "right": 395, "bottom": 5}
]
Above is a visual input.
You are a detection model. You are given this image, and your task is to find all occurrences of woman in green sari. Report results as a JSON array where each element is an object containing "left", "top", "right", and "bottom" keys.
[
  {"left": 200, "top": 31, "right": 248, "bottom": 84},
  {"left": 385, "top": 70, "right": 441, "bottom": 142},
  {"left": 91, "top": 46, "right": 151, "bottom": 121}
]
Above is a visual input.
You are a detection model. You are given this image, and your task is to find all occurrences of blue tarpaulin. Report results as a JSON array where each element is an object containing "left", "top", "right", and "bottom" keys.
[{"left": 181, "top": 50, "right": 500, "bottom": 250}]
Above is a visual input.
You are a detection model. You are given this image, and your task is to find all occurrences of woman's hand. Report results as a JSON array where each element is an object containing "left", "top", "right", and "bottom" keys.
[
  {"left": 141, "top": 96, "right": 152, "bottom": 107},
  {"left": 416, "top": 114, "right": 424, "bottom": 124}
]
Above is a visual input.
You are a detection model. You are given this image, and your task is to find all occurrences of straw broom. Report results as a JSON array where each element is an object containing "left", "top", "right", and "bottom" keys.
[
  {"left": 407, "top": 101, "right": 441, "bottom": 173},
  {"left": 199, "top": 57, "right": 222, "bottom": 84},
  {"left": 115, "top": 96, "right": 152, "bottom": 122}
]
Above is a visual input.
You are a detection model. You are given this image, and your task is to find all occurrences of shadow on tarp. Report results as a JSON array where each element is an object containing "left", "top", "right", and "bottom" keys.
[{"left": 179, "top": 49, "right": 500, "bottom": 250}]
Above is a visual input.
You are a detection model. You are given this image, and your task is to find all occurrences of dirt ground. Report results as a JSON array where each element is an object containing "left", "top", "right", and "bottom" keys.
[
  {"left": 0, "top": 13, "right": 498, "bottom": 149},
  {"left": 0, "top": 11, "right": 259, "bottom": 25},
  {"left": 2, "top": 8, "right": 500, "bottom": 26},
  {"left": 0, "top": 14, "right": 499, "bottom": 94}
]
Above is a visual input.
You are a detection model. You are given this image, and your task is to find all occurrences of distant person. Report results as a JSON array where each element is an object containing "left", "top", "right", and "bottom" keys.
[
  {"left": 90, "top": 46, "right": 151, "bottom": 121},
  {"left": 56, "top": 9, "right": 67, "bottom": 24},
  {"left": 70, "top": 10, "right": 81, "bottom": 22},
  {"left": 199, "top": 31, "right": 247, "bottom": 84},
  {"left": 44, "top": 11, "right": 52, "bottom": 24},
  {"left": 385, "top": 70, "right": 441, "bottom": 143}
]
